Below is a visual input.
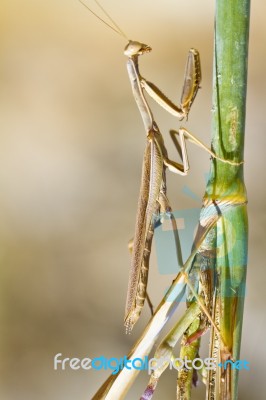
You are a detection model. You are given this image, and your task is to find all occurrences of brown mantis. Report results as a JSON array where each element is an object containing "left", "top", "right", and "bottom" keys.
[{"left": 123, "top": 42, "right": 200, "bottom": 333}]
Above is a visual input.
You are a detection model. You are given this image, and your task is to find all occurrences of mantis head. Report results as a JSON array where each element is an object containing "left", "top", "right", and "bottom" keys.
[{"left": 124, "top": 40, "right": 152, "bottom": 57}]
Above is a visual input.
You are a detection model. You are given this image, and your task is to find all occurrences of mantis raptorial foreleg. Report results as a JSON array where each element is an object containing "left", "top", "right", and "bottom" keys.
[{"left": 140, "top": 47, "right": 201, "bottom": 120}]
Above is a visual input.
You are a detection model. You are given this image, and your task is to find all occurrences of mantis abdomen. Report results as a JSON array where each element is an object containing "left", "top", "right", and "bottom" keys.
[{"left": 124, "top": 132, "right": 164, "bottom": 332}]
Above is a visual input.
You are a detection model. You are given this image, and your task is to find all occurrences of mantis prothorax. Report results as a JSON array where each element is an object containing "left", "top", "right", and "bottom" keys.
[{"left": 78, "top": 1, "right": 243, "bottom": 335}]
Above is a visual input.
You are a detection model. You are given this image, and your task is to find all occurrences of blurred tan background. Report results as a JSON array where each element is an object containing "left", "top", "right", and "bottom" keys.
[{"left": 0, "top": 0, "right": 265, "bottom": 399}]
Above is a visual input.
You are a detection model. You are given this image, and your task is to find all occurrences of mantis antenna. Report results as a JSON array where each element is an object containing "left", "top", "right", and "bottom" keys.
[{"left": 78, "top": 0, "right": 129, "bottom": 40}]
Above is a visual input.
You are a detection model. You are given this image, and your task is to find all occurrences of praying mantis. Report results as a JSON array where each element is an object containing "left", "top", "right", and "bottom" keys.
[
  {"left": 79, "top": 1, "right": 247, "bottom": 399},
  {"left": 123, "top": 41, "right": 241, "bottom": 334}
]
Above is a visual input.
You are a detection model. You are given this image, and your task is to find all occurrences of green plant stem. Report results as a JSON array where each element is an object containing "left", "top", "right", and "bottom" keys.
[{"left": 204, "top": 0, "right": 250, "bottom": 398}]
